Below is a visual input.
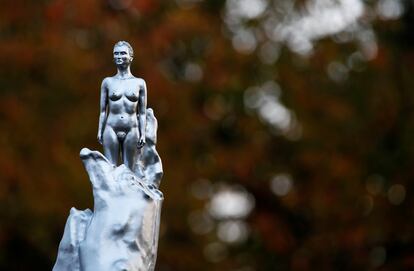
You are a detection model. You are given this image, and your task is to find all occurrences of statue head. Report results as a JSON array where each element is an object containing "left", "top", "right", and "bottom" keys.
[{"left": 113, "top": 41, "right": 134, "bottom": 68}]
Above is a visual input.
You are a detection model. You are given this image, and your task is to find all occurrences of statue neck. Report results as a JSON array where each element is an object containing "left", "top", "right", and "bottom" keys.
[{"left": 116, "top": 66, "right": 133, "bottom": 79}]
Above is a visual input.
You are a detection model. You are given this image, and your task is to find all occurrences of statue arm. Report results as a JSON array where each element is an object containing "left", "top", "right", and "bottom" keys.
[
  {"left": 137, "top": 79, "right": 147, "bottom": 148},
  {"left": 97, "top": 79, "right": 109, "bottom": 145}
]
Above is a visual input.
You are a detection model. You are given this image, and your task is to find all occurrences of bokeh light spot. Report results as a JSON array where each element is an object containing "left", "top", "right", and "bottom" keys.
[
  {"left": 387, "top": 184, "right": 406, "bottom": 205},
  {"left": 376, "top": 0, "right": 404, "bottom": 20},
  {"left": 208, "top": 186, "right": 255, "bottom": 219},
  {"left": 327, "top": 61, "right": 348, "bottom": 83},
  {"left": 217, "top": 220, "right": 249, "bottom": 244},
  {"left": 226, "top": 0, "right": 267, "bottom": 20},
  {"left": 365, "top": 174, "right": 385, "bottom": 196},
  {"left": 184, "top": 62, "right": 203, "bottom": 82},
  {"left": 359, "top": 195, "right": 374, "bottom": 216},
  {"left": 232, "top": 28, "right": 257, "bottom": 54},
  {"left": 258, "top": 42, "right": 281, "bottom": 64},
  {"left": 270, "top": 173, "right": 293, "bottom": 197},
  {"left": 204, "top": 242, "right": 228, "bottom": 263}
]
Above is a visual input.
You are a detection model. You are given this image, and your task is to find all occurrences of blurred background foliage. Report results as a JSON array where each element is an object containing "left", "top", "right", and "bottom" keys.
[{"left": 1, "top": 0, "right": 414, "bottom": 270}]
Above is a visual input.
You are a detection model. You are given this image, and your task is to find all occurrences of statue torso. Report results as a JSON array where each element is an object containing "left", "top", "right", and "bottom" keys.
[{"left": 105, "top": 77, "right": 143, "bottom": 130}]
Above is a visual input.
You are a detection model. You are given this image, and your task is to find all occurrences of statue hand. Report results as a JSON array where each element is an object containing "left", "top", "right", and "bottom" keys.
[
  {"left": 97, "top": 133, "right": 103, "bottom": 145},
  {"left": 137, "top": 137, "right": 146, "bottom": 149}
]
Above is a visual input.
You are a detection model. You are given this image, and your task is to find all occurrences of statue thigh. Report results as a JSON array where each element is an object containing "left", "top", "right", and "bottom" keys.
[
  {"left": 122, "top": 128, "right": 139, "bottom": 171},
  {"left": 102, "top": 126, "right": 120, "bottom": 166}
]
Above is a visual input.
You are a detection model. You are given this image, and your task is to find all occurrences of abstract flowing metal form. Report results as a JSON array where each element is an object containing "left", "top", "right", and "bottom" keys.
[{"left": 53, "top": 41, "right": 163, "bottom": 271}]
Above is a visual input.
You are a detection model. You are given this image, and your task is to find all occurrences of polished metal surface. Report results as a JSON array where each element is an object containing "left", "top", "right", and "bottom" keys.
[
  {"left": 53, "top": 149, "right": 163, "bottom": 271},
  {"left": 98, "top": 41, "right": 147, "bottom": 171},
  {"left": 137, "top": 108, "right": 163, "bottom": 188},
  {"left": 54, "top": 41, "right": 163, "bottom": 271}
]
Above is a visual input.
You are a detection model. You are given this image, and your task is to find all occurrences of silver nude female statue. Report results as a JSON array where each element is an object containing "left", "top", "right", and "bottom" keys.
[
  {"left": 98, "top": 41, "right": 146, "bottom": 171},
  {"left": 53, "top": 41, "right": 163, "bottom": 271}
]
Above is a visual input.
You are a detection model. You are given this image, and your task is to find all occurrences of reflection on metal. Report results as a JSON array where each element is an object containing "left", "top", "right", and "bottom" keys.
[
  {"left": 54, "top": 42, "right": 164, "bottom": 271},
  {"left": 137, "top": 108, "right": 163, "bottom": 188}
]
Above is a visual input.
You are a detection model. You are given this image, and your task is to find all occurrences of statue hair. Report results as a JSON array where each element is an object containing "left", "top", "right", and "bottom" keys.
[{"left": 114, "top": 41, "right": 134, "bottom": 58}]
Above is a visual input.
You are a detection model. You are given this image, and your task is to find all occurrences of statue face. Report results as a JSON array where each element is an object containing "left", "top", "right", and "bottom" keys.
[{"left": 113, "top": 45, "right": 132, "bottom": 67}]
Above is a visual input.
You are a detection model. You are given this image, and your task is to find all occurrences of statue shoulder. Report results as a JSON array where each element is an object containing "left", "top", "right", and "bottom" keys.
[
  {"left": 135, "top": 77, "right": 146, "bottom": 85},
  {"left": 101, "top": 77, "right": 112, "bottom": 87}
]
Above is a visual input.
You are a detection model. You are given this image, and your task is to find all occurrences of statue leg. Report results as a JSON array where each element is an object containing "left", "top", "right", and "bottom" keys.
[
  {"left": 103, "top": 127, "right": 119, "bottom": 166},
  {"left": 123, "top": 129, "right": 139, "bottom": 171}
]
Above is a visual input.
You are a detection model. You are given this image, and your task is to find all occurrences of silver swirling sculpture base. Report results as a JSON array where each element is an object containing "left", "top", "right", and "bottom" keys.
[{"left": 53, "top": 148, "right": 163, "bottom": 271}]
